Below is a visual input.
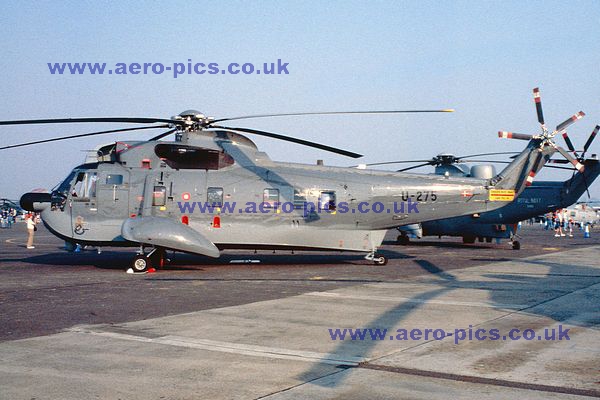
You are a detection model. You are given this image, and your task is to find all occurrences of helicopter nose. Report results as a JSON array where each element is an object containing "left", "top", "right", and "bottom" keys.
[{"left": 20, "top": 192, "right": 51, "bottom": 212}]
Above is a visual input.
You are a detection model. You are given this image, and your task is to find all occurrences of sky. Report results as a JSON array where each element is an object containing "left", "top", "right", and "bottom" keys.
[{"left": 1, "top": 1, "right": 600, "bottom": 200}]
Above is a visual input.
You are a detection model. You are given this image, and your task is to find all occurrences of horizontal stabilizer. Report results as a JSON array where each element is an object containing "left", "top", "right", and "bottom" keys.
[{"left": 122, "top": 216, "right": 220, "bottom": 258}]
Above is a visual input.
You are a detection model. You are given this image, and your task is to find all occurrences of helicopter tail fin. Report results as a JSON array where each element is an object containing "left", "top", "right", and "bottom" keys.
[
  {"left": 561, "top": 158, "right": 600, "bottom": 204},
  {"left": 490, "top": 138, "right": 555, "bottom": 196}
]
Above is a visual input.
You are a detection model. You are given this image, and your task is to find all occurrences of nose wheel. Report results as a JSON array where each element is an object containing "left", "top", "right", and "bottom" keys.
[
  {"left": 365, "top": 252, "right": 388, "bottom": 265},
  {"left": 374, "top": 255, "right": 387, "bottom": 265}
]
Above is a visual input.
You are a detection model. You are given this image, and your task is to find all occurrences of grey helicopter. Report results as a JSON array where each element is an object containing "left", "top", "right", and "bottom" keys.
[
  {"left": 358, "top": 89, "right": 598, "bottom": 249},
  {"left": 0, "top": 94, "right": 578, "bottom": 272}
]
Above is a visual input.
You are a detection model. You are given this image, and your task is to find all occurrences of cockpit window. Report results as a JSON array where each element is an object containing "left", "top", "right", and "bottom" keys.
[
  {"left": 54, "top": 171, "right": 77, "bottom": 197},
  {"left": 51, "top": 170, "right": 78, "bottom": 210},
  {"left": 72, "top": 172, "right": 97, "bottom": 200}
]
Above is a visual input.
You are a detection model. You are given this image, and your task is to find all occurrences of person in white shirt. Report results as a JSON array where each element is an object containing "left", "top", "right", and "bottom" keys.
[
  {"left": 554, "top": 209, "right": 565, "bottom": 237},
  {"left": 26, "top": 214, "right": 36, "bottom": 249}
]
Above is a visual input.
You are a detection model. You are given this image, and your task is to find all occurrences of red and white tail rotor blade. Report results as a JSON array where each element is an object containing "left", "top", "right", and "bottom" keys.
[
  {"left": 533, "top": 87, "right": 546, "bottom": 132},
  {"left": 555, "top": 145, "right": 585, "bottom": 172},
  {"left": 556, "top": 111, "right": 585, "bottom": 133},
  {"left": 525, "top": 153, "right": 544, "bottom": 186},
  {"left": 498, "top": 131, "right": 533, "bottom": 140},
  {"left": 561, "top": 131, "right": 578, "bottom": 157},
  {"left": 581, "top": 125, "right": 599, "bottom": 158}
]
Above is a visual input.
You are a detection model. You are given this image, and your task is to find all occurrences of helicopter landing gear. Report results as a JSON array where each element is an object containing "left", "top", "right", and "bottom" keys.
[
  {"left": 509, "top": 231, "right": 522, "bottom": 250},
  {"left": 397, "top": 233, "right": 410, "bottom": 245},
  {"left": 131, "top": 254, "right": 152, "bottom": 273},
  {"left": 128, "top": 246, "right": 166, "bottom": 273},
  {"left": 365, "top": 252, "right": 388, "bottom": 265},
  {"left": 148, "top": 247, "right": 168, "bottom": 268}
]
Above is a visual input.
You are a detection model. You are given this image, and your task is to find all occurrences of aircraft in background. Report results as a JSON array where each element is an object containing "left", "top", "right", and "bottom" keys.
[
  {"left": 564, "top": 203, "right": 600, "bottom": 227},
  {"left": 394, "top": 155, "right": 599, "bottom": 249}
]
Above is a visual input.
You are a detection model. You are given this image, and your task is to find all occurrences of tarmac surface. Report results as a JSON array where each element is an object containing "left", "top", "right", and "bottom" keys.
[{"left": 1, "top": 222, "right": 599, "bottom": 399}]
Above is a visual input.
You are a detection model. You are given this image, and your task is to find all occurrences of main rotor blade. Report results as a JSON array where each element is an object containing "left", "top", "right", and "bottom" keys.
[
  {"left": 533, "top": 87, "right": 545, "bottom": 127},
  {"left": 458, "top": 151, "right": 520, "bottom": 159},
  {"left": 582, "top": 125, "right": 599, "bottom": 157},
  {"left": 556, "top": 111, "right": 585, "bottom": 133},
  {"left": 0, "top": 125, "right": 169, "bottom": 151},
  {"left": 355, "top": 159, "right": 433, "bottom": 167},
  {"left": 404, "top": 158, "right": 575, "bottom": 171},
  {"left": 460, "top": 159, "right": 510, "bottom": 164},
  {"left": 396, "top": 162, "right": 433, "bottom": 172},
  {"left": 498, "top": 131, "right": 533, "bottom": 140},
  {"left": 211, "top": 109, "right": 455, "bottom": 124},
  {"left": 211, "top": 125, "right": 363, "bottom": 158},
  {"left": 546, "top": 164, "right": 578, "bottom": 171},
  {"left": 150, "top": 128, "right": 178, "bottom": 141},
  {"left": 458, "top": 158, "right": 577, "bottom": 172},
  {"left": 555, "top": 145, "right": 585, "bottom": 172},
  {"left": 0, "top": 117, "right": 177, "bottom": 126},
  {"left": 359, "top": 153, "right": 522, "bottom": 168}
]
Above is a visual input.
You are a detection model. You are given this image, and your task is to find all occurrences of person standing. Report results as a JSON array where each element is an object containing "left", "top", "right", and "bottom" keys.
[
  {"left": 554, "top": 209, "right": 565, "bottom": 237},
  {"left": 26, "top": 213, "right": 36, "bottom": 249},
  {"left": 567, "top": 214, "right": 574, "bottom": 237}
]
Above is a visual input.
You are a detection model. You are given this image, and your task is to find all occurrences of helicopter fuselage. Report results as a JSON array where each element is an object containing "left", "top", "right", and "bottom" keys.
[{"left": 35, "top": 130, "right": 526, "bottom": 255}]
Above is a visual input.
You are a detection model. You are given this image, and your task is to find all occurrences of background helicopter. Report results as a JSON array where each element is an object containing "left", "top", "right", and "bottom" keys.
[
  {"left": 563, "top": 202, "right": 600, "bottom": 227},
  {"left": 0, "top": 96, "right": 571, "bottom": 271},
  {"left": 363, "top": 149, "right": 599, "bottom": 249},
  {"left": 357, "top": 89, "right": 598, "bottom": 249}
]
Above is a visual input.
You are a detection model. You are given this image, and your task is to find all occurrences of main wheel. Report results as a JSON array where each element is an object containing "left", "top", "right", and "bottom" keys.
[
  {"left": 131, "top": 255, "right": 151, "bottom": 273},
  {"left": 512, "top": 240, "right": 521, "bottom": 250},
  {"left": 373, "top": 255, "right": 388, "bottom": 265},
  {"left": 397, "top": 234, "right": 410, "bottom": 245}
]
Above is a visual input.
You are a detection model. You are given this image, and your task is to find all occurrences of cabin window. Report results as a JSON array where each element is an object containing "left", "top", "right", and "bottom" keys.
[
  {"left": 263, "top": 188, "right": 279, "bottom": 207},
  {"left": 106, "top": 174, "right": 123, "bottom": 185},
  {"left": 319, "top": 191, "right": 336, "bottom": 211},
  {"left": 153, "top": 186, "right": 166, "bottom": 206},
  {"left": 72, "top": 172, "right": 97, "bottom": 200},
  {"left": 293, "top": 189, "right": 307, "bottom": 209},
  {"left": 207, "top": 187, "right": 224, "bottom": 207}
]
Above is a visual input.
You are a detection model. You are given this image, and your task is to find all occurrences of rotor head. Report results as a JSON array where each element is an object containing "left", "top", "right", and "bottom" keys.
[{"left": 171, "top": 110, "right": 214, "bottom": 131}]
